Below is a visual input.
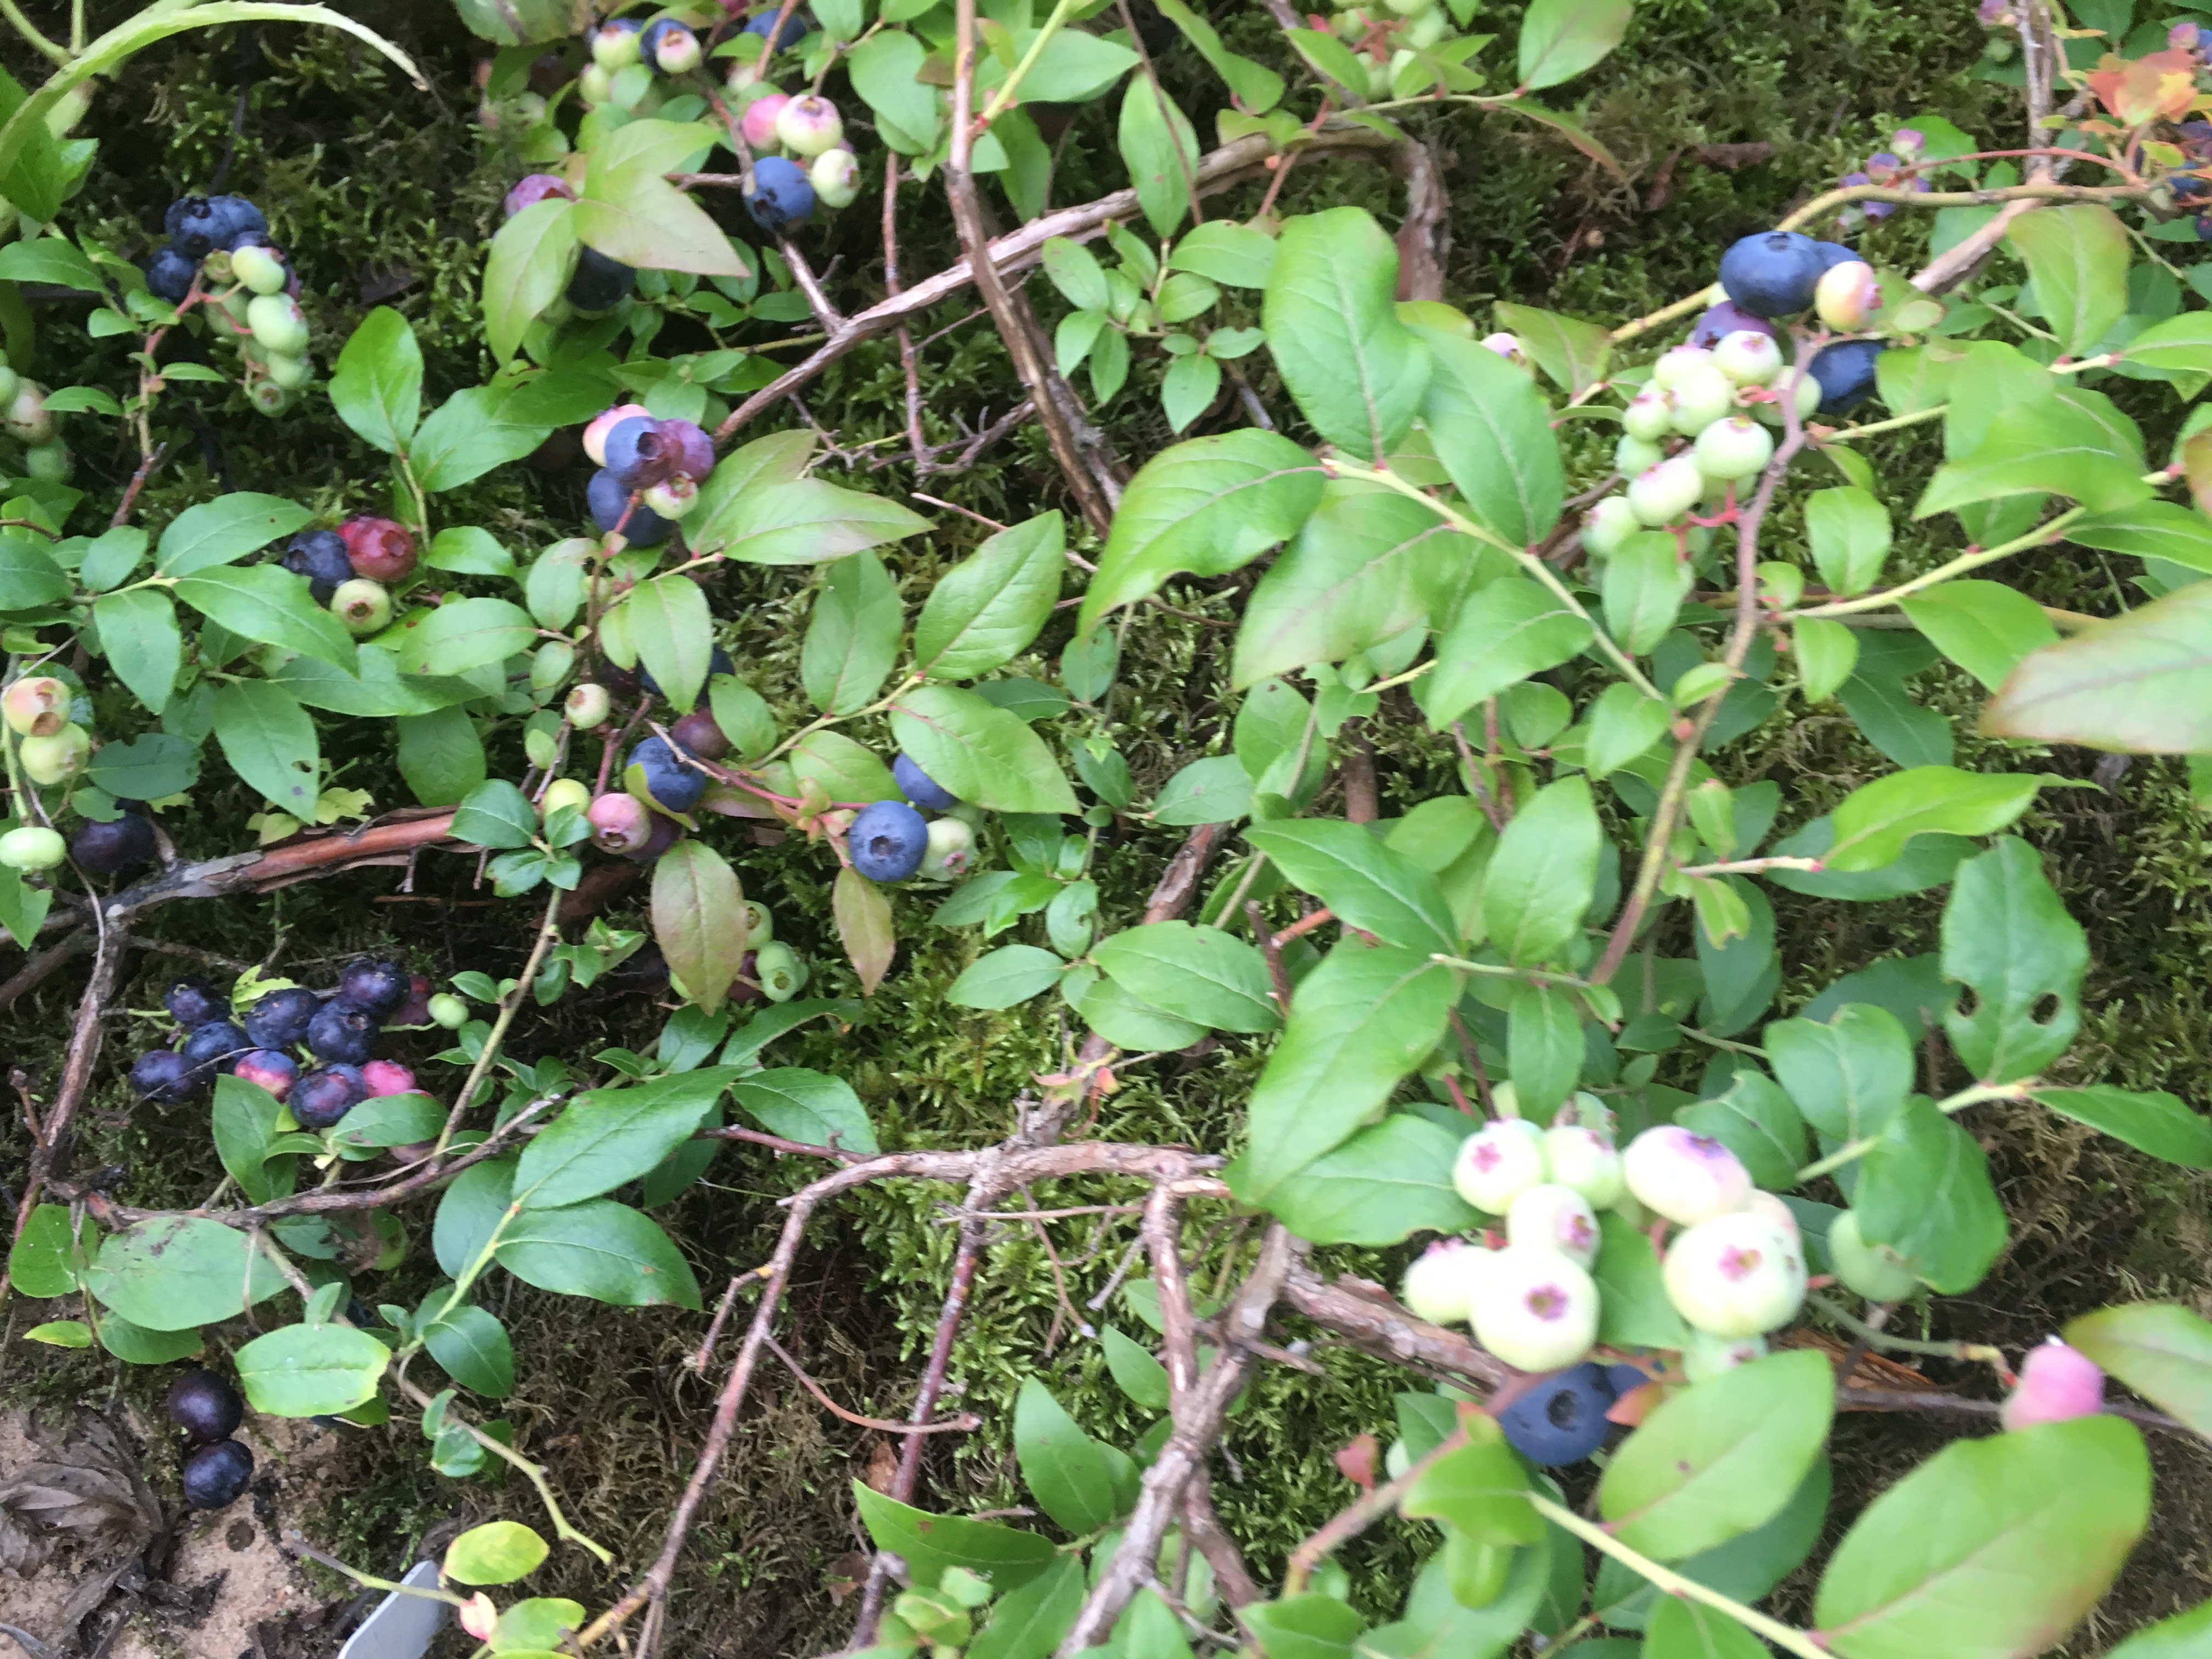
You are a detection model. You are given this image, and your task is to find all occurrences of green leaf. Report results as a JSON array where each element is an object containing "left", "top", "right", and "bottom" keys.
[
  {"left": 517, "top": 1067, "right": 737, "bottom": 1209},
  {"left": 1245, "top": 820, "right": 1458, "bottom": 955},
  {"left": 1983, "top": 580, "right": 2212, "bottom": 752},
  {"left": 270, "top": 651, "right": 483, "bottom": 718},
  {"left": 1517, "top": 0, "right": 1633, "bottom": 88},
  {"left": 692, "top": 476, "right": 932, "bottom": 566},
  {"left": 1402, "top": 1415, "right": 1539, "bottom": 1544},
  {"left": 1482, "top": 776, "right": 1599, "bottom": 964},
  {"left": 0, "top": 529, "right": 65, "bottom": 608},
  {"left": 834, "top": 864, "right": 897, "bottom": 994},
  {"left": 2065, "top": 1303, "right": 2212, "bottom": 1435},
  {"left": 495, "top": 1199, "right": 702, "bottom": 1308},
  {"left": 1594, "top": 1459, "right": 1830, "bottom": 1632},
  {"left": 1602, "top": 532, "right": 1691, "bottom": 656},
  {"left": 235, "top": 1322, "right": 389, "bottom": 1416},
  {"left": 1041, "top": 238, "right": 1110, "bottom": 311},
  {"left": 1796, "top": 618, "right": 1859, "bottom": 703},
  {"left": 156, "top": 493, "right": 314, "bottom": 577},
  {"left": 329, "top": 305, "right": 421, "bottom": 454},
  {"left": 1080, "top": 430, "right": 1323, "bottom": 630},
  {"left": 83, "top": 1216, "right": 287, "bottom": 1331},
  {"left": 1228, "top": 942, "right": 1458, "bottom": 1200},
  {"left": 1918, "top": 397, "right": 2150, "bottom": 519},
  {"left": 1940, "top": 837, "right": 2084, "bottom": 1082},
  {"left": 393, "top": 596, "right": 537, "bottom": 677},
  {"left": 177, "top": 564, "right": 356, "bottom": 669},
  {"left": 915, "top": 511, "right": 1064, "bottom": 679},
  {"left": 396, "top": 705, "right": 485, "bottom": 806},
  {"left": 1152, "top": 0, "right": 1283, "bottom": 110},
  {"left": 1162, "top": 352, "right": 1222, "bottom": 433},
  {"left": 433, "top": 1156, "right": 515, "bottom": 1279},
  {"left": 8, "top": 1204, "right": 84, "bottom": 1298},
  {"left": 2034, "top": 1086, "right": 2212, "bottom": 1166},
  {"left": 211, "top": 679, "right": 319, "bottom": 818},
  {"left": 793, "top": 729, "right": 900, "bottom": 806},
  {"left": 1152, "top": 754, "right": 1253, "bottom": 825},
  {"left": 92, "top": 586, "right": 180, "bottom": 714},
  {"left": 1358, "top": 1540, "right": 1549, "bottom": 1659},
  {"left": 1765, "top": 1003, "right": 1912, "bottom": 1143},
  {"left": 733, "top": 1067, "right": 878, "bottom": 1153},
  {"left": 1262, "top": 207, "right": 1429, "bottom": 461},
  {"left": 483, "top": 197, "right": 578, "bottom": 364},
  {"left": 410, "top": 387, "right": 556, "bottom": 494},
  {"left": 969, "top": 1554, "right": 1085, "bottom": 1659},
  {"left": 1413, "top": 324, "right": 1562, "bottom": 547},
  {"left": 1244, "top": 1593, "right": 1367, "bottom": 1657},
  {"left": 1642, "top": 1596, "right": 1767, "bottom": 1659},
  {"left": 624, "top": 572, "right": 716, "bottom": 715},
  {"left": 328, "top": 1092, "right": 445, "bottom": 1150},
  {"left": 425, "top": 526, "right": 516, "bottom": 578},
  {"left": 451, "top": 779, "right": 538, "bottom": 850},
  {"left": 1418, "top": 577, "right": 1593, "bottom": 729},
  {"left": 888, "top": 684, "right": 1078, "bottom": 814},
  {"left": 420, "top": 1290, "right": 515, "bottom": 1397},
  {"left": 853, "top": 1484, "right": 1056, "bottom": 1591},
  {"left": 1493, "top": 302, "right": 1610, "bottom": 397},
  {"left": 2006, "top": 204, "right": 2130, "bottom": 358},
  {"left": 1118, "top": 75, "right": 1200, "bottom": 238},
  {"left": 212, "top": 1075, "right": 291, "bottom": 1205},
  {"left": 575, "top": 121, "right": 743, "bottom": 275},
  {"left": 2106, "top": 1599, "right": 2212, "bottom": 1659},
  {"left": 97, "top": 1313, "right": 203, "bottom": 1364},
  {"left": 1284, "top": 27, "right": 1373, "bottom": 100},
  {"left": 445, "top": 1520, "right": 550, "bottom": 1586},
  {"left": 1822, "top": 766, "right": 2039, "bottom": 872},
  {"left": 1802, "top": 487, "right": 1892, "bottom": 597},
  {"left": 0, "top": 237, "right": 101, "bottom": 290},
  {"left": 1092, "top": 919, "right": 1279, "bottom": 1032},
  {"left": 1593, "top": 1211, "right": 1689, "bottom": 1348},
  {"left": 24, "top": 1320, "right": 92, "bottom": 1347},
  {"left": 848, "top": 31, "right": 941, "bottom": 154},
  {"left": 948, "top": 944, "right": 1065, "bottom": 1009},
  {"left": 1678, "top": 1071, "right": 1805, "bottom": 1190},
  {"left": 1854, "top": 1094, "right": 2007, "bottom": 1294},
  {"left": 1598, "top": 1351, "right": 1835, "bottom": 1559},
  {"left": 1170, "top": 222, "right": 1278, "bottom": 289},
  {"left": 1236, "top": 480, "right": 1483, "bottom": 688},
  {"left": 801, "top": 551, "right": 900, "bottom": 715},
  {"left": 653, "top": 842, "right": 749, "bottom": 1013},
  {"left": 1898, "top": 582, "right": 2057, "bottom": 694},
  {"left": 1015, "top": 1375, "right": 1121, "bottom": 1532},
  {"left": 1812, "top": 1417, "right": 2149, "bottom": 1659}
]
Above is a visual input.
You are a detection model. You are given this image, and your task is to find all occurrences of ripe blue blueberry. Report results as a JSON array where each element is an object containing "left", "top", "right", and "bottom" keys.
[
  {"left": 306, "top": 1000, "right": 379, "bottom": 1065},
  {"left": 71, "top": 811, "right": 156, "bottom": 876},
  {"left": 281, "top": 529, "right": 353, "bottom": 602},
  {"left": 587, "top": 468, "right": 673, "bottom": 546},
  {"left": 744, "top": 6, "right": 810, "bottom": 47},
  {"left": 338, "top": 957, "right": 410, "bottom": 1018},
  {"left": 603, "top": 415, "right": 672, "bottom": 490},
  {"left": 1604, "top": 1361, "right": 1654, "bottom": 1400},
  {"left": 146, "top": 245, "right": 198, "bottom": 303},
  {"left": 1496, "top": 1361, "right": 1617, "bottom": 1466},
  {"left": 180, "top": 1019, "right": 250, "bottom": 1076},
  {"left": 166, "top": 195, "right": 267, "bottom": 259},
  {"left": 292, "top": 1064, "right": 365, "bottom": 1130},
  {"left": 893, "top": 752, "right": 958, "bottom": 811},
  {"left": 627, "top": 735, "right": 708, "bottom": 813},
  {"left": 745, "top": 156, "right": 817, "bottom": 235},
  {"left": 1807, "top": 339, "right": 1884, "bottom": 413},
  {"left": 640, "top": 645, "right": 734, "bottom": 699},
  {"left": 567, "top": 246, "right": 636, "bottom": 311},
  {"left": 1813, "top": 239, "right": 1861, "bottom": 270},
  {"left": 131, "top": 1047, "right": 196, "bottom": 1102},
  {"left": 848, "top": 799, "right": 928, "bottom": 882},
  {"left": 182, "top": 1438, "right": 254, "bottom": 1510},
  {"left": 244, "top": 986, "right": 319, "bottom": 1049},
  {"left": 1718, "top": 230, "right": 1825, "bottom": 319},
  {"left": 164, "top": 977, "right": 224, "bottom": 1029},
  {"left": 168, "top": 1369, "right": 244, "bottom": 1443}
]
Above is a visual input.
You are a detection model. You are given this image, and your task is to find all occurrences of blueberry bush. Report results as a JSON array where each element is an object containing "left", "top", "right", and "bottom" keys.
[{"left": 10, "top": 0, "right": 2212, "bottom": 1654}]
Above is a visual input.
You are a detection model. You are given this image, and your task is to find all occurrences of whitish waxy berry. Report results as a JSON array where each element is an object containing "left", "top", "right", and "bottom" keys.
[
  {"left": 566, "top": 682, "right": 612, "bottom": 729},
  {"left": 1469, "top": 1245, "right": 1600, "bottom": 1373},
  {"left": 1662, "top": 1211, "right": 1806, "bottom": 1338},
  {"left": 1692, "top": 416, "right": 1774, "bottom": 483},
  {"left": 1681, "top": 1329, "right": 1768, "bottom": 1381},
  {"left": 1814, "top": 259, "right": 1881, "bottom": 331},
  {"left": 1582, "top": 495, "right": 1641, "bottom": 559},
  {"left": 1452, "top": 1118, "right": 1548, "bottom": 1214},
  {"left": 1506, "top": 1183, "right": 1600, "bottom": 1268},
  {"left": 1622, "top": 389, "right": 1674, "bottom": 442},
  {"left": 775, "top": 94, "right": 844, "bottom": 157},
  {"left": 232, "top": 243, "right": 287, "bottom": 296},
  {"left": 1542, "top": 1124, "right": 1624, "bottom": 1209},
  {"left": 1666, "top": 360, "right": 1735, "bottom": 435},
  {"left": 1627, "top": 455, "right": 1706, "bottom": 528},
  {"left": 0, "top": 825, "right": 64, "bottom": 870},
  {"left": 810, "top": 148, "right": 862, "bottom": 210},
  {"left": 1712, "top": 329, "right": 1783, "bottom": 387},
  {"left": 19, "top": 723, "right": 90, "bottom": 786},
  {"left": 3, "top": 381, "right": 51, "bottom": 444},
  {"left": 1400, "top": 1238, "right": 1496, "bottom": 1326},
  {"left": 2000, "top": 1337, "right": 2105, "bottom": 1430},
  {"left": 246, "top": 294, "right": 309, "bottom": 356},
  {"left": 1650, "top": 345, "right": 1716, "bottom": 390},
  {"left": 1623, "top": 1125, "right": 1752, "bottom": 1225},
  {"left": 1616, "top": 433, "right": 1667, "bottom": 478},
  {"left": 1827, "top": 1209, "right": 1919, "bottom": 1301},
  {"left": 1740, "top": 1189, "right": 1800, "bottom": 1238}
]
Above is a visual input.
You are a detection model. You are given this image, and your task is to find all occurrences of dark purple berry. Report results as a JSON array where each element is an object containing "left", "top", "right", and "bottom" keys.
[
  {"left": 233, "top": 1048, "right": 297, "bottom": 1101},
  {"left": 281, "top": 530, "right": 354, "bottom": 603},
  {"left": 243, "top": 986, "right": 319, "bottom": 1049},
  {"left": 658, "top": 419, "right": 714, "bottom": 482},
  {"left": 670, "top": 707, "right": 730, "bottom": 761},
  {"left": 167, "top": 1370, "right": 244, "bottom": 1443},
  {"left": 164, "top": 977, "right": 224, "bottom": 1028},
  {"left": 292, "top": 1064, "right": 365, "bottom": 1130},
  {"left": 131, "top": 1047, "right": 196, "bottom": 1103},
  {"left": 71, "top": 811, "right": 156, "bottom": 877},
  {"left": 848, "top": 799, "right": 927, "bottom": 882},
  {"left": 181, "top": 1438, "right": 254, "bottom": 1509},
  {"left": 179, "top": 1019, "right": 250, "bottom": 1075},
  {"left": 388, "top": 973, "right": 433, "bottom": 1028},
  {"left": 892, "top": 753, "right": 958, "bottom": 811},
  {"left": 603, "top": 416, "right": 671, "bottom": 490},
  {"left": 566, "top": 246, "right": 635, "bottom": 311},
  {"left": 626, "top": 735, "right": 707, "bottom": 813},
  {"left": 1807, "top": 339, "right": 1885, "bottom": 413},
  {"left": 337, "top": 957, "right": 410, "bottom": 1018},
  {"left": 306, "top": 1000, "right": 378, "bottom": 1066},
  {"left": 146, "top": 245, "right": 198, "bottom": 303}
]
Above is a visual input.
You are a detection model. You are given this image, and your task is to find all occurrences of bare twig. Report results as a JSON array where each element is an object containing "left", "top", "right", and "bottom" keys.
[
  {"left": 764, "top": 1331, "right": 984, "bottom": 1435},
  {"left": 1283, "top": 1430, "right": 1462, "bottom": 1593}
]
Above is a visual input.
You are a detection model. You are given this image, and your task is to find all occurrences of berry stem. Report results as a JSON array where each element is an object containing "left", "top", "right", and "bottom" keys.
[
  {"left": 1788, "top": 506, "right": 2087, "bottom": 619},
  {"left": 428, "top": 888, "right": 563, "bottom": 1160}
]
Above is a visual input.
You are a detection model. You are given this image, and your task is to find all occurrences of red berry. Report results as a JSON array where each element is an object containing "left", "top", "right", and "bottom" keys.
[{"left": 338, "top": 516, "right": 417, "bottom": 582}]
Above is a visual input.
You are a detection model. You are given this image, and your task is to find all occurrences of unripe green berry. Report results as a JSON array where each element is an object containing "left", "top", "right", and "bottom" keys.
[
  {"left": 753, "top": 939, "right": 807, "bottom": 1002},
  {"left": 742, "top": 898, "right": 774, "bottom": 943},
  {"left": 232, "top": 244, "right": 288, "bottom": 296},
  {"left": 1814, "top": 259, "right": 1881, "bottom": 331},
  {"left": 1650, "top": 345, "right": 1716, "bottom": 390},
  {"left": 427, "top": 992, "right": 470, "bottom": 1029},
  {"left": 809, "top": 148, "right": 862, "bottom": 211},
  {"left": 246, "top": 294, "right": 310, "bottom": 356},
  {"left": 1627, "top": 454, "right": 1705, "bottom": 527},
  {"left": 249, "top": 381, "right": 293, "bottom": 416},
  {"left": 1711, "top": 329, "right": 1783, "bottom": 387},
  {"left": 1663, "top": 1211, "right": 1806, "bottom": 1338},
  {"left": 23, "top": 441, "right": 69, "bottom": 483},
  {"left": 1452, "top": 1118, "right": 1548, "bottom": 1214},
  {"left": 1667, "top": 361, "right": 1735, "bottom": 434},
  {"left": 1827, "top": 1209, "right": 1920, "bottom": 1301},
  {"left": 1400, "top": 1238, "right": 1495, "bottom": 1325},
  {"left": 1615, "top": 432, "right": 1667, "bottom": 477},
  {"left": 331, "top": 578, "right": 392, "bottom": 636},
  {"left": 566, "top": 682, "right": 612, "bottom": 728},
  {"left": 1681, "top": 1328, "right": 1768, "bottom": 1381},
  {"left": 265, "top": 352, "right": 313, "bottom": 391},
  {"left": 19, "top": 723, "right": 90, "bottom": 785},
  {"left": 1542, "top": 1123, "right": 1625, "bottom": 1209},
  {"left": 1622, "top": 389, "right": 1674, "bottom": 442},
  {"left": 1404, "top": 5, "right": 1448, "bottom": 46},
  {"left": 1506, "top": 1182, "right": 1600, "bottom": 1268},
  {"left": 919, "top": 814, "right": 975, "bottom": 882},
  {"left": 1692, "top": 416, "right": 1775, "bottom": 483},
  {"left": 1468, "top": 1244, "right": 1599, "bottom": 1372},
  {"left": 0, "top": 824, "right": 65, "bottom": 870},
  {"left": 540, "top": 777, "right": 592, "bottom": 820},
  {"left": 1581, "top": 495, "right": 1640, "bottom": 560},
  {"left": 2, "top": 676, "right": 68, "bottom": 737}
]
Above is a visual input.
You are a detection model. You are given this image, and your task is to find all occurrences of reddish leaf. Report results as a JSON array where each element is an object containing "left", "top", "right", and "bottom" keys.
[
  {"left": 1334, "top": 1432, "right": 1379, "bottom": 1493},
  {"left": 651, "top": 842, "right": 747, "bottom": 1013},
  {"left": 834, "top": 866, "right": 895, "bottom": 995}
]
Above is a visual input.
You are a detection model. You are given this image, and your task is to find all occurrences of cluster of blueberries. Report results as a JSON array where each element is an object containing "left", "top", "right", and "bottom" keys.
[
  {"left": 143, "top": 194, "right": 312, "bottom": 414},
  {"left": 1581, "top": 227, "right": 1884, "bottom": 556},
  {"left": 0, "top": 675, "right": 161, "bottom": 877},
  {"left": 1836, "top": 128, "right": 1931, "bottom": 225},
  {"left": 130, "top": 958, "right": 440, "bottom": 1133},
  {"left": 575, "top": 402, "right": 718, "bottom": 545},
  {"left": 279, "top": 515, "right": 419, "bottom": 637},
  {"left": 168, "top": 1368, "right": 253, "bottom": 1509}
]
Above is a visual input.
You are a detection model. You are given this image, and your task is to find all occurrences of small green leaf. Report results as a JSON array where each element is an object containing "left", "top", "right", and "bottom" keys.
[
  {"left": 1822, "top": 766, "right": 2040, "bottom": 872},
  {"left": 1402, "top": 1414, "right": 1539, "bottom": 1545},
  {"left": 329, "top": 306, "right": 422, "bottom": 454},
  {"left": 1482, "top": 776, "right": 1599, "bottom": 964},
  {"left": 92, "top": 587, "right": 180, "bottom": 714},
  {"left": 653, "top": 842, "right": 749, "bottom": 1013},
  {"left": 2034, "top": 1086, "right": 2212, "bottom": 1166},
  {"left": 495, "top": 1199, "right": 702, "bottom": 1308},
  {"left": 800, "top": 551, "right": 900, "bottom": 715},
  {"left": 1940, "top": 837, "right": 2084, "bottom": 1082},
  {"left": 156, "top": 493, "right": 314, "bottom": 577},
  {"left": 1517, "top": 0, "right": 1633, "bottom": 88},
  {"left": 517, "top": 1067, "right": 737, "bottom": 1209},
  {"left": 913, "top": 511, "right": 1064, "bottom": 680},
  {"left": 445, "top": 1520, "right": 550, "bottom": 1586},
  {"left": 624, "top": 573, "right": 718, "bottom": 715},
  {"left": 1414, "top": 323, "right": 1562, "bottom": 548},
  {"left": 1015, "top": 1375, "right": 1122, "bottom": 1532},
  {"left": 947, "top": 944, "right": 1065, "bottom": 1009},
  {"left": 176, "top": 564, "right": 356, "bottom": 669},
  {"left": 1118, "top": 76, "right": 1200, "bottom": 238},
  {"left": 733, "top": 1067, "right": 878, "bottom": 1153},
  {"left": 234, "top": 1322, "right": 390, "bottom": 1416},
  {"left": 1263, "top": 207, "right": 1429, "bottom": 461},
  {"left": 1899, "top": 582, "right": 2058, "bottom": 693},
  {"left": 2005, "top": 204, "right": 2129, "bottom": 358},
  {"left": 211, "top": 680, "right": 319, "bottom": 818},
  {"left": 2065, "top": 1302, "right": 2212, "bottom": 1435},
  {"left": 1983, "top": 580, "right": 2212, "bottom": 753},
  {"left": 888, "top": 684, "right": 1078, "bottom": 815},
  {"left": 83, "top": 1216, "right": 287, "bottom": 1331}
]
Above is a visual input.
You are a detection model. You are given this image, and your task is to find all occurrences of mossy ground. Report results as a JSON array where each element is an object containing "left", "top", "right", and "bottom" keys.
[{"left": 4, "top": 0, "right": 2212, "bottom": 1652}]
